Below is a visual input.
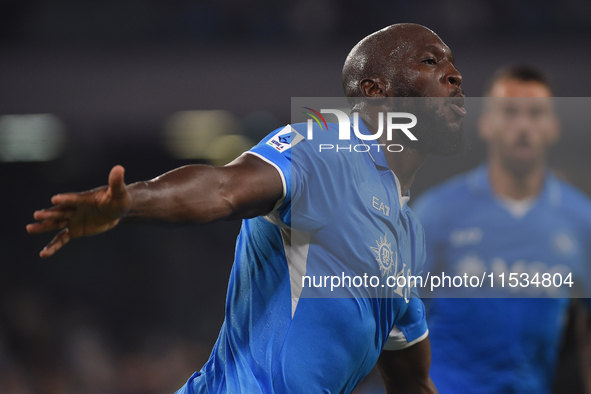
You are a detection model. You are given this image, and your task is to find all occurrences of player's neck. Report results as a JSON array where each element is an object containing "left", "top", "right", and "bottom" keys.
[
  {"left": 488, "top": 159, "right": 546, "bottom": 200},
  {"left": 363, "top": 110, "right": 428, "bottom": 197},
  {"left": 381, "top": 138, "right": 428, "bottom": 197}
]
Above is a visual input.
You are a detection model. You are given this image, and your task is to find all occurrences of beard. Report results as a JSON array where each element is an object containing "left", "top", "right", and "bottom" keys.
[
  {"left": 404, "top": 97, "right": 468, "bottom": 156},
  {"left": 375, "top": 96, "right": 467, "bottom": 156},
  {"left": 389, "top": 84, "right": 468, "bottom": 156},
  {"left": 498, "top": 143, "right": 544, "bottom": 179},
  {"left": 350, "top": 95, "right": 468, "bottom": 155}
]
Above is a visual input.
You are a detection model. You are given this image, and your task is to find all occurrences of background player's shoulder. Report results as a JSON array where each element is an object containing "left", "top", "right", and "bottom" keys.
[
  {"left": 412, "top": 166, "right": 483, "bottom": 217},
  {"left": 555, "top": 176, "right": 591, "bottom": 208},
  {"left": 554, "top": 175, "right": 591, "bottom": 224}
]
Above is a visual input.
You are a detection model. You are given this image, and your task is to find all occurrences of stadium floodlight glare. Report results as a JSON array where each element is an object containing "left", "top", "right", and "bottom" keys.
[
  {"left": 0, "top": 114, "right": 67, "bottom": 162},
  {"left": 164, "top": 110, "right": 238, "bottom": 160}
]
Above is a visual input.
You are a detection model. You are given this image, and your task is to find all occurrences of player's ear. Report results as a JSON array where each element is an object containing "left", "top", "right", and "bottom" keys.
[{"left": 360, "top": 77, "right": 388, "bottom": 98}]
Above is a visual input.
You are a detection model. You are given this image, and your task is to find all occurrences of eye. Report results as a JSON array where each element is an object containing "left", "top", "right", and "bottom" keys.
[
  {"left": 529, "top": 107, "right": 545, "bottom": 119},
  {"left": 421, "top": 58, "right": 437, "bottom": 65},
  {"left": 502, "top": 105, "right": 518, "bottom": 118}
]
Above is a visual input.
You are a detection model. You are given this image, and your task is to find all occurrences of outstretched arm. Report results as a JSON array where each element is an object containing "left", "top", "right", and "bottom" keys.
[
  {"left": 26, "top": 153, "right": 283, "bottom": 257},
  {"left": 376, "top": 336, "right": 438, "bottom": 394}
]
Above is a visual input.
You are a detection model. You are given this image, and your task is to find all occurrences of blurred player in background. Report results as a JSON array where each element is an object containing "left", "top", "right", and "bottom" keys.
[
  {"left": 26, "top": 23, "right": 469, "bottom": 393},
  {"left": 412, "top": 65, "right": 591, "bottom": 393}
]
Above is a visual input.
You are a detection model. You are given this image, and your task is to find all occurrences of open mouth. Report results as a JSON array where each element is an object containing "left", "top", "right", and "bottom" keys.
[{"left": 449, "top": 96, "right": 466, "bottom": 117}]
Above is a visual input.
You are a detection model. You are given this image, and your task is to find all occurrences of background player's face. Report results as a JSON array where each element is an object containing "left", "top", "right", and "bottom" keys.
[{"left": 479, "top": 79, "right": 559, "bottom": 176}]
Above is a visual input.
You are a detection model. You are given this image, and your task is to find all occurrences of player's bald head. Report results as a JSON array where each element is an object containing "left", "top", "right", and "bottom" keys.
[{"left": 342, "top": 23, "right": 442, "bottom": 98}]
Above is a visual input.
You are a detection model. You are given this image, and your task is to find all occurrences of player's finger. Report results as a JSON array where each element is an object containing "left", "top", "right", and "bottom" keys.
[
  {"left": 51, "top": 193, "right": 85, "bottom": 206},
  {"left": 40, "top": 228, "right": 70, "bottom": 258},
  {"left": 26, "top": 219, "right": 69, "bottom": 234},
  {"left": 33, "top": 206, "right": 75, "bottom": 221},
  {"left": 109, "top": 165, "right": 126, "bottom": 197}
]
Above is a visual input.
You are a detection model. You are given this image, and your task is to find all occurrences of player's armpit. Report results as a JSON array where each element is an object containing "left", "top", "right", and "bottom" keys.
[{"left": 376, "top": 335, "right": 438, "bottom": 394}]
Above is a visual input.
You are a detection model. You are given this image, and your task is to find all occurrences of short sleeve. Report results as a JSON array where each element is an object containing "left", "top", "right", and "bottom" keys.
[
  {"left": 383, "top": 297, "right": 429, "bottom": 350},
  {"left": 246, "top": 122, "right": 351, "bottom": 232},
  {"left": 244, "top": 125, "right": 302, "bottom": 228}
]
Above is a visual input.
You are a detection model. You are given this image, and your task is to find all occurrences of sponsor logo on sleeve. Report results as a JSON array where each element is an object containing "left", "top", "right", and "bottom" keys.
[{"left": 266, "top": 125, "right": 304, "bottom": 153}]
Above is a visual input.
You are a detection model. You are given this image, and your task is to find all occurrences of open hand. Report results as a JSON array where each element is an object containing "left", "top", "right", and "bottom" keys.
[{"left": 26, "top": 165, "right": 132, "bottom": 257}]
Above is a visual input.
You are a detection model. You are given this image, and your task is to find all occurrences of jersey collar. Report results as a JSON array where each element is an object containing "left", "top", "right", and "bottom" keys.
[
  {"left": 470, "top": 164, "right": 562, "bottom": 209},
  {"left": 352, "top": 115, "right": 391, "bottom": 170},
  {"left": 353, "top": 116, "right": 410, "bottom": 209}
]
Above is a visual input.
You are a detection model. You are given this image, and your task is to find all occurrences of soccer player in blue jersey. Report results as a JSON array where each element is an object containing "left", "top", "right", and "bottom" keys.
[
  {"left": 27, "top": 23, "right": 466, "bottom": 393},
  {"left": 412, "top": 65, "right": 591, "bottom": 393}
]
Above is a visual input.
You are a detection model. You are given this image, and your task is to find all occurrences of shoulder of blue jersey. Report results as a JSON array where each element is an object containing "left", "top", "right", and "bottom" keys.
[
  {"left": 412, "top": 169, "right": 477, "bottom": 219},
  {"left": 554, "top": 176, "right": 591, "bottom": 224},
  {"left": 265, "top": 125, "right": 305, "bottom": 153}
]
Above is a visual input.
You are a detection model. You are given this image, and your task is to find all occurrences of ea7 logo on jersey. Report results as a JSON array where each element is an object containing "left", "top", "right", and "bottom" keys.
[{"left": 266, "top": 125, "right": 304, "bottom": 153}]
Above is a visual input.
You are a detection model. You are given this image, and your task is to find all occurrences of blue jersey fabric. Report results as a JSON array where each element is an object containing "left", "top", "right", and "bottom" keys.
[
  {"left": 176, "top": 119, "right": 429, "bottom": 394},
  {"left": 413, "top": 165, "right": 591, "bottom": 394}
]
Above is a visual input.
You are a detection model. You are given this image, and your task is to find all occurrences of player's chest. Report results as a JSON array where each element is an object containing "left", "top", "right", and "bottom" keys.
[
  {"left": 316, "top": 171, "right": 421, "bottom": 276},
  {"left": 441, "top": 205, "right": 584, "bottom": 282}
]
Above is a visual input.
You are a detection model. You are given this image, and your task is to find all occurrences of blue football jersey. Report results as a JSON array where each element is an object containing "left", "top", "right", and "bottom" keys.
[
  {"left": 176, "top": 119, "right": 429, "bottom": 394},
  {"left": 413, "top": 165, "right": 591, "bottom": 394}
]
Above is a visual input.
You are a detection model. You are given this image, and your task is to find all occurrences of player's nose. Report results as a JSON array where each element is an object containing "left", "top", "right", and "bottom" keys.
[{"left": 446, "top": 63, "right": 462, "bottom": 88}]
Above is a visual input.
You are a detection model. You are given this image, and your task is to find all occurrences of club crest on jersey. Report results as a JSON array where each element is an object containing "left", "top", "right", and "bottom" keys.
[
  {"left": 266, "top": 125, "right": 304, "bottom": 153},
  {"left": 552, "top": 232, "right": 575, "bottom": 256},
  {"left": 371, "top": 233, "right": 397, "bottom": 277}
]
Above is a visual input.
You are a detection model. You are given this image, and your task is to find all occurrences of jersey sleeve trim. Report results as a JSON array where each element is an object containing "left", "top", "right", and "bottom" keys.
[
  {"left": 383, "top": 327, "right": 429, "bottom": 351},
  {"left": 242, "top": 151, "right": 287, "bottom": 211}
]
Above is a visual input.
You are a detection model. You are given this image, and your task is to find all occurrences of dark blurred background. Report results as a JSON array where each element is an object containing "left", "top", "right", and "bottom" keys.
[{"left": 1, "top": 0, "right": 591, "bottom": 393}]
